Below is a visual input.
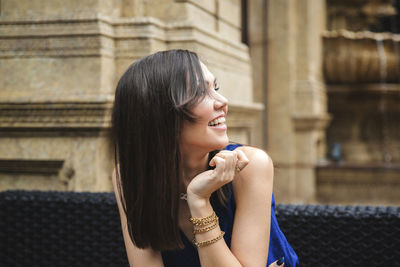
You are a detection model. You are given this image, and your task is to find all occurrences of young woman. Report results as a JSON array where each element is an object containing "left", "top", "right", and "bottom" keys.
[{"left": 111, "top": 50, "right": 299, "bottom": 267}]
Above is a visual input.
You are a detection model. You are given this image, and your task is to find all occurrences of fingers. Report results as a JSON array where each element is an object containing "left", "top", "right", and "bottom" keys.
[
  {"left": 236, "top": 149, "right": 249, "bottom": 172},
  {"left": 209, "top": 149, "right": 250, "bottom": 174},
  {"left": 211, "top": 155, "right": 225, "bottom": 174},
  {"left": 213, "top": 151, "right": 237, "bottom": 174},
  {"left": 209, "top": 151, "right": 238, "bottom": 182},
  {"left": 210, "top": 151, "right": 237, "bottom": 167},
  {"left": 218, "top": 150, "right": 238, "bottom": 168}
]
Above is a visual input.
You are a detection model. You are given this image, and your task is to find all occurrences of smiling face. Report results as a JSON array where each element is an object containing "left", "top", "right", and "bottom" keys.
[{"left": 180, "top": 62, "right": 229, "bottom": 153}]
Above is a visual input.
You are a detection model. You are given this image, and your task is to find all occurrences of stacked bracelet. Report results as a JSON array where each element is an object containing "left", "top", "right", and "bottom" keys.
[
  {"left": 189, "top": 211, "right": 217, "bottom": 226},
  {"left": 193, "top": 218, "right": 219, "bottom": 234},
  {"left": 193, "top": 231, "right": 225, "bottom": 248},
  {"left": 189, "top": 211, "right": 224, "bottom": 248}
]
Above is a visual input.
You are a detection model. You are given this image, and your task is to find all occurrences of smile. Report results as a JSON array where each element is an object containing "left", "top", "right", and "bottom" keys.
[{"left": 208, "top": 116, "right": 226, "bottom": 127}]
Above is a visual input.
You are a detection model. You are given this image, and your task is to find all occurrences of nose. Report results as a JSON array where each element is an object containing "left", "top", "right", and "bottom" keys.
[{"left": 214, "top": 92, "right": 228, "bottom": 111}]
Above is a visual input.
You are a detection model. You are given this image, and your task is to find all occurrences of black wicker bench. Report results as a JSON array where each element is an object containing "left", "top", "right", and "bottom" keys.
[{"left": 0, "top": 190, "right": 399, "bottom": 266}]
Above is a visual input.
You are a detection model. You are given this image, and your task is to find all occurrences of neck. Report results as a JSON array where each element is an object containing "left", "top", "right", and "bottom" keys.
[{"left": 180, "top": 146, "right": 209, "bottom": 188}]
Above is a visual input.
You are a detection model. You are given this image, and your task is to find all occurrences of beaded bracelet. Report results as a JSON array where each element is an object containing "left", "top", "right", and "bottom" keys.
[
  {"left": 189, "top": 211, "right": 217, "bottom": 226},
  {"left": 192, "top": 231, "right": 225, "bottom": 248}
]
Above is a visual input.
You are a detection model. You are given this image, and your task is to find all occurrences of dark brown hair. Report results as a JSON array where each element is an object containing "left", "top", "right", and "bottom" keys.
[{"left": 110, "top": 50, "right": 229, "bottom": 251}]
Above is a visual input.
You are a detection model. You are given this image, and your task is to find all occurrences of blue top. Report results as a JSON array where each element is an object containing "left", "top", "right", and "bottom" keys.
[{"left": 161, "top": 144, "right": 299, "bottom": 267}]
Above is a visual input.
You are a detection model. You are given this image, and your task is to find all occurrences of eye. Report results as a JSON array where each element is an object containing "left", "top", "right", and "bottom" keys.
[{"left": 213, "top": 81, "right": 220, "bottom": 91}]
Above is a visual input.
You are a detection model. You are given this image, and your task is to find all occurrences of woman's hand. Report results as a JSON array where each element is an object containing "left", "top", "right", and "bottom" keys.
[{"left": 186, "top": 149, "right": 249, "bottom": 205}]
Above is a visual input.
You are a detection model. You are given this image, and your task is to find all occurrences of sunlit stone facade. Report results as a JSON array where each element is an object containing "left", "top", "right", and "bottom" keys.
[{"left": 0, "top": 0, "right": 262, "bottom": 192}]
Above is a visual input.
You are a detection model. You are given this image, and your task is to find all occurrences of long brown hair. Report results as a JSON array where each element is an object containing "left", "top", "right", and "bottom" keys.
[{"left": 110, "top": 50, "right": 229, "bottom": 251}]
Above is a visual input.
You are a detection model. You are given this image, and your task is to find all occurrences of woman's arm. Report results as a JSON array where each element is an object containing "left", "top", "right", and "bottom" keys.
[
  {"left": 112, "top": 167, "right": 164, "bottom": 267},
  {"left": 186, "top": 147, "right": 274, "bottom": 267},
  {"left": 231, "top": 146, "right": 273, "bottom": 266}
]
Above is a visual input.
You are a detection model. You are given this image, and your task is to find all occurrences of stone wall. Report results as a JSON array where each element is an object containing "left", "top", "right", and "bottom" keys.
[{"left": 0, "top": 0, "right": 262, "bottom": 192}]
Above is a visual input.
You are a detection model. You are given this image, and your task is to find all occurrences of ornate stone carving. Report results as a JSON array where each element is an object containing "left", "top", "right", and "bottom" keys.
[
  {"left": 0, "top": 102, "right": 112, "bottom": 131},
  {"left": 327, "top": 0, "right": 396, "bottom": 31},
  {"left": 323, "top": 30, "right": 400, "bottom": 83}
]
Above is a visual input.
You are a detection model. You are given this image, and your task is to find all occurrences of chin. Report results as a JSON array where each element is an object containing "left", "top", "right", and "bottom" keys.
[{"left": 211, "top": 137, "right": 229, "bottom": 151}]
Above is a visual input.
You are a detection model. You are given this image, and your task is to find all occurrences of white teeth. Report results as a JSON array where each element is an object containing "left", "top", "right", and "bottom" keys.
[{"left": 208, "top": 117, "right": 225, "bottom": 126}]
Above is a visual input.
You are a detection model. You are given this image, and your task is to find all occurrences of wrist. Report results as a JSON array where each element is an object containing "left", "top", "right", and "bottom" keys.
[{"left": 187, "top": 194, "right": 212, "bottom": 217}]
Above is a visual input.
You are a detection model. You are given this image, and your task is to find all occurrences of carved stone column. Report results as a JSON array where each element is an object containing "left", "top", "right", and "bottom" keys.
[{"left": 267, "top": 0, "right": 331, "bottom": 203}]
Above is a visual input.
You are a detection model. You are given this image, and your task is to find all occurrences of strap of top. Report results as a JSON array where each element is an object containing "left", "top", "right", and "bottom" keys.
[{"left": 223, "top": 143, "right": 243, "bottom": 151}]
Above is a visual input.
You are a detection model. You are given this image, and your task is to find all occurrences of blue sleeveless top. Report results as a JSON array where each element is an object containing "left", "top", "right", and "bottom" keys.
[{"left": 161, "top": 144, "right": 299, "bottom": 267}]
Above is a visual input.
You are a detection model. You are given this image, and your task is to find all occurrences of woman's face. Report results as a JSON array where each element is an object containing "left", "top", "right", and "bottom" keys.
[{"left": 180, "top": 62, "right": 229, "bottom": 152}]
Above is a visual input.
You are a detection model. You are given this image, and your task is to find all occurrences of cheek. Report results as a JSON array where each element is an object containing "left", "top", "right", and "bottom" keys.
[
  {"left": 181, "top": 117, "right": 209, "bottom": 142},
  {"left": 191, "top": 99, "right": 214, "bottom": 123},
  {"left": 185, "top": 120, "right": 208, "bottom": 135},
  {"left": 181, "top": 121, "right": 202, "bottom": 137}
]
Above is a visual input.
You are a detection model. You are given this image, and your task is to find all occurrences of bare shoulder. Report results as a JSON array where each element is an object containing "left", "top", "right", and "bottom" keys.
[
  {"left": 232, "top": 145, "right": 274, "bottom": 202},
  {"left": 236, "top": 145, "right": 274, "bottom": 175},
  {"left": 231, "top": 145, "right": 274, "bottom": 215}
]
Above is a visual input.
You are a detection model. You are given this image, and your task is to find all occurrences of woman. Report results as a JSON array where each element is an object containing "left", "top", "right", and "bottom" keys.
[{"left": 111, "top": 50, "right": 299, "bottom": 267}]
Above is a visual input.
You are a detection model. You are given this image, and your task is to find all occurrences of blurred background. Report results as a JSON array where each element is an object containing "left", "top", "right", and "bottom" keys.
[{"left": 0, "top": 0, "right": 399, "bottom": 206}]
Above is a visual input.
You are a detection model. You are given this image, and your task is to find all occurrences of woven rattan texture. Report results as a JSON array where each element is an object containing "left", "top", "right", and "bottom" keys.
[
  {"left": 0, "top": 190, "right": 129, "bottom": 267},
  {"left": 1, "top": 190, "right": 399, "bottom": 266},
  {"left": 275, "top": 204, "right": 400, "bottom": 266}
]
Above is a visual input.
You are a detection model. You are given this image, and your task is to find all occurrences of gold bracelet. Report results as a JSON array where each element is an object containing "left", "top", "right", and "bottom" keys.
[
  {"left": 192, "top": 231, "right": 225, "bottom": 248},
  {"left": 189, "top": 211, "right": 217, "bottom": 226},
  {"left": 193, "top": 218, "right": 219, "bottom": 234}
]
